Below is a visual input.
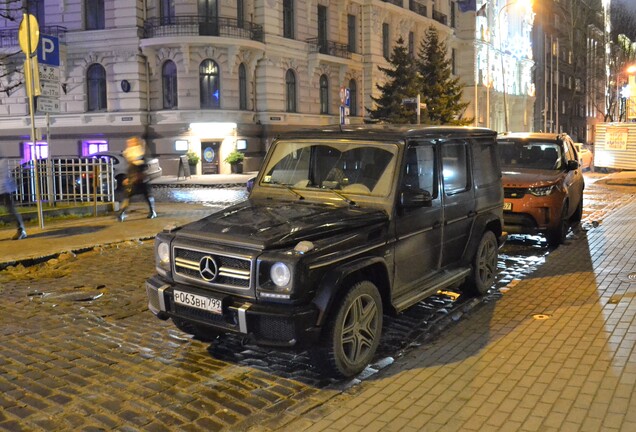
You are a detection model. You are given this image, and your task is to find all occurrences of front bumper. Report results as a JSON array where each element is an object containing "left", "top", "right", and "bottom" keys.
[
  {"left": 503, "top": 194, "right": 564, "bottom": 234},
  {"left": 145, "top": 275, "right": 321, "bottom": 347}
]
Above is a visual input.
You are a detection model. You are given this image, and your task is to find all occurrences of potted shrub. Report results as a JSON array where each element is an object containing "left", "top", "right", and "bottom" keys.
[
  {"left": 186, "top": 151, "right": 200, "bottom": 167},
  {"left": 224, "top": 150, "right": 245, "bottom": 173}
]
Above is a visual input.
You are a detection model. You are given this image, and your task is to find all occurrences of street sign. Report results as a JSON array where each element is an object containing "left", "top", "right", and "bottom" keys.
[
  {"left": 18, "top": 14, "right": 39, "bottom": 55},
  {"left": 38, "top": 64, "right": 60, "bottom": 81},
  {"left": 37, "top": 97, "right": 60, "bottom": 113},
  {"left": 39, "top": 80, "right": 59, "bottom": 97},
  {"left": 37, "top": 35, "right": 60, "bottom": 66},
  {"left": 402, "top": 97, "right": 418, "bottom": 104},
  {"left": 344, "top": 88, "right": 350, "bottom": 107}
]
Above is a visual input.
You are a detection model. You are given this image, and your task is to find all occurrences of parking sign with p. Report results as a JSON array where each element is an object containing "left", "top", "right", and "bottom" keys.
[{"left": 37, "top": 35, "right": 59, "bottom": 66}]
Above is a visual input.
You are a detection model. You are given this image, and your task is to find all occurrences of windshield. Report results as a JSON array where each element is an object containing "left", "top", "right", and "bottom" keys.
[
  {"left": 498, "top": 140, "right": 563, "bottom": 171},
  {"left": 260, "top": 140, "right": 399, "bottom": 197}
]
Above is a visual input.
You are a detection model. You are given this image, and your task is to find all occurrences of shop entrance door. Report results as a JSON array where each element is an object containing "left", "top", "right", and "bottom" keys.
[{"left": 201, "top": 141, "right": 220, "bottom": 174}]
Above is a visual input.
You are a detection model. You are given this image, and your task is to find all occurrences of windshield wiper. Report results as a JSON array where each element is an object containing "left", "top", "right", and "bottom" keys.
[
  {"left": 325, "top": 188, "right": 357, "bottom": 206},
  {"left": 279, "top": 184, "right": 304, "bottom": 200}
]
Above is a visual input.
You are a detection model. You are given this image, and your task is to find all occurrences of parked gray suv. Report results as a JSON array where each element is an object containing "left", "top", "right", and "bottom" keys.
[{"left": 146, "top": 125, "right": 505, "bottom": 377}]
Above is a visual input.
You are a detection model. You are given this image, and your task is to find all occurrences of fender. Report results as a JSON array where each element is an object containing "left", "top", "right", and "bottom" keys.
[
  {"left": 462, "top": 212, "right": 503, "bottom": 265},
  {"left": 312, "top": 256, "right": 389, "bottom": 326}
]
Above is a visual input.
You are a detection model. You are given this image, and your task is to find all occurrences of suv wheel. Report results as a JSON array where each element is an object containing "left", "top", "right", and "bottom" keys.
[
  {"left": 312, "top": 281, "right": 383, "bottom": 378},
  {"left": 172, "top": 318, "right": 220, "bottom": 342},
  {"left": 546, "top": 205, "right": 569, "bottom": 246},
  {"left": 465, "top": 230, "right": 498, "bottom": 296}
]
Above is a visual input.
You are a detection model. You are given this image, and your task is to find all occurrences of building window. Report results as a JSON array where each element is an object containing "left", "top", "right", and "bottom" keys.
[
  {"left": 347, "top": 14, "right": 356, "bottom": 53},
  {"left": 200, "top": 59, "right": 220, "bottom": 109},
  {"left": 87, "top": 64, "right": 107, "bottom": 112},
  {"left": 81, "top": 140, "right": 109, "bottom": 156},
  {"left": 160, "top": 0, "right": 176, "bottom": 24},
  {"left": 382, "top": 23, "right": 390, "bottom": 59},
  {"left": 22, "top": 141, "right": 48, "bottom": 162},
  {"left": 286, "top": 69, "right": 297, "bottom": 113},
  {"left": 283, "top": 0, "right": 294, "bottom": 39},
  {"left": 199, "top": 0, "right": 218, "bottom": 17},
  {"left": 451, "top": 49, "right": 456, "bottom": 75},
  {"left": 28, "top": 0, "right": 45, "bottom": 27},
  {"left": 408, "top": 31, "right": 414, "bottom": 57},
  {"left": 320, "top": 74, "right": 329, "bottom": 114},
  {"left": 239, "top": 63, "right": 248, "bottom": 110},
  {"left": 162, "top": 60, "right": 178, "bottom": 109},
  {"left": 348, "top": 79, "right": 357, "bottom": 116},
  {"left": 451, "top": 1, "right": 456, "bottom": 28},
  {"left": 318, "top": 5, "right": 327, "bottom": 52},
  {"left": 237, "top": 0, "right": 244, "bottom": 27},
  {"left": 85, "top": 0, "right": 105, "bottom": 30}
]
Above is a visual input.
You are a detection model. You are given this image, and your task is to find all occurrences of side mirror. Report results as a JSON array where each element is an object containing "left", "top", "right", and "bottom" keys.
[
  {"left": 566, "top": 160, "right": 579, "bottom": 171},
  {"left": 246, "top": 177, "right": 256, "bottom": 193},
  {"left": 400, "top": 188, "right": 432, "bottom": 208}
]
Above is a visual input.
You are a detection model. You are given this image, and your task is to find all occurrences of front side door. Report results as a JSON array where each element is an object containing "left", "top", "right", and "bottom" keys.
[{"left": 393, "top": 142, "right": 442, "bottom": 298}]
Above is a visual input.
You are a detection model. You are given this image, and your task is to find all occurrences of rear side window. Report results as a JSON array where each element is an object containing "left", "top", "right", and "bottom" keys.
[
  {"left": 442, "top": 140, "right": 470, "bottom": 195},
  {"left": 473, "top": 140, "right": 500, "bottom": 188}
]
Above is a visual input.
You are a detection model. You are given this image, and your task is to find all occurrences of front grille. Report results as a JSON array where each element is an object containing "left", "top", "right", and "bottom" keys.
[
  {"left": 251, "top": 316, "right": 296, "bottom": 341},
  {"left": 504, "top": 188, "right": 527, "bottom": 199},
  {"left": 173, "top": 246, "right": 252, "bottom": 289}
]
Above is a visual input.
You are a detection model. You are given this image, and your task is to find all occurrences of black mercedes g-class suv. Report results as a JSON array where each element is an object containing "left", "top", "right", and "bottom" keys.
[{"left": 146, "top": 125, "right": 505, "bottom": 378}]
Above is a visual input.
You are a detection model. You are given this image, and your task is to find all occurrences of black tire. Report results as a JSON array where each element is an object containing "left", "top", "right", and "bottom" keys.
[
  {"left": 546, "top": 205, "right": 569, "bottom": 246},
  {"left": 172, "top": 318, "right": 220, "bottom": 342},
  {"left": 311, "top": 281, "right": 383, "bottom": 378},
  {"left": 464, "top": 230, "right": 498, "bottom": 296}
]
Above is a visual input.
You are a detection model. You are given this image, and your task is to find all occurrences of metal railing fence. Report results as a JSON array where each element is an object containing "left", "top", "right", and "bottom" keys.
[{"left": 8, "top": 158, "right": 116, "bottom": 205}]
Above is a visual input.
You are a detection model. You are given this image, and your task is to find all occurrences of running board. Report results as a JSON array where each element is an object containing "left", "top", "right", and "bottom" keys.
[{"left": 392, "top": 268, "right": 471, "bottom": 313}]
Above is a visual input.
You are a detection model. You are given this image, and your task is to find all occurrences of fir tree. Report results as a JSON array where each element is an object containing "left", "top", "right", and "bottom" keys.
[
  {"left": 417, "top": 26, "right": 472, "bottom": 125},
  {"left": 368, "top": 37, "right": 421, "bottom": 124}
]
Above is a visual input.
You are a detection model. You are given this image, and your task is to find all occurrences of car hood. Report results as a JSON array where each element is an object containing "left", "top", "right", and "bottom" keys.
[
  {"left": 176, "top": 199, "right": 388, "bottom": 250},
  {"left": 501, "top": 169, "right": 565, "bottom": 188}
]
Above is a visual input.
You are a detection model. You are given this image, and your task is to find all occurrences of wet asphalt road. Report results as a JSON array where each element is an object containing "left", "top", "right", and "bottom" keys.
[{"left": 0, "top": 173, "right": 632, "bottom": 431}]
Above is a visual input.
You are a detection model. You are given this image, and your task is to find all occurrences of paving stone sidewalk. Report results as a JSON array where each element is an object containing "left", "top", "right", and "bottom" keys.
[{"left": 271, "top": 199, "right": 636, "bottom": 431}]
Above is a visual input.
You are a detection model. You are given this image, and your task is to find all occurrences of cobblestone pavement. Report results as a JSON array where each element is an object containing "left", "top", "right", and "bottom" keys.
[{"left": 0, "top": 174, "right": 635, "bottom": 431}]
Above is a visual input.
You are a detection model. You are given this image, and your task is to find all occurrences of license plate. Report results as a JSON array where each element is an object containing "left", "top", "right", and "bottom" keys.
[
  {"left": 173, "top": 290, "right": 222, "bottom": 314},
  {"left": 503, "top": 202, "right": 512, "bottom": 211}
]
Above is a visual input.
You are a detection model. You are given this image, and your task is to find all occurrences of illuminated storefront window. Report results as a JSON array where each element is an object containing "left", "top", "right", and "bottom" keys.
[
  {"left": 81, "top": 140, "right": 109, "bottom": 156},
  {"left": 22, "top": 141, "right": 48, "bottom": 162}
]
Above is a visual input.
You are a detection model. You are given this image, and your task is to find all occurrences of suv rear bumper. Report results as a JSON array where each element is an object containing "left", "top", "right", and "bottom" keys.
[{"left": 145, "top": 275, "right": 321, "bottom": 347}]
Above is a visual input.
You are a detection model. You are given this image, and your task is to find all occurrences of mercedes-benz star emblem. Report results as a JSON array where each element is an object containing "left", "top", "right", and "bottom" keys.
[{"left": 199, "top": 256, "right": 218, "bottom": 281}]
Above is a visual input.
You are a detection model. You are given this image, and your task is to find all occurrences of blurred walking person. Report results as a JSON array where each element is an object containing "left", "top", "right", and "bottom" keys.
[
  {"left": 0, "top": 154, "right": 27, "bottom": 240},
  {"left": 116, "top": 136, "right": 157, "bottom": 221}
]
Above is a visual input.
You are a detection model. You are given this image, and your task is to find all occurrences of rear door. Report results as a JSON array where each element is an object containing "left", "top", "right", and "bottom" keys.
[{"left": 440, "top": 139, "right": 476, "bottom": 267}]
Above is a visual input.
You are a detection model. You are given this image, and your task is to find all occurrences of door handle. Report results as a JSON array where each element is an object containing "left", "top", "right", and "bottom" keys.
[
  {"left": 468, "top": 211, "right": 477, "bottom": 217},
  {"left": 433, "top": 221, "right": 442, "bottom": 228}
]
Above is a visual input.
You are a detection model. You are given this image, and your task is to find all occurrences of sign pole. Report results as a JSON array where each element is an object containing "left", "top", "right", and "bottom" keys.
[{"left": 21, "top": 14, "right": 44, "bottom": 229}]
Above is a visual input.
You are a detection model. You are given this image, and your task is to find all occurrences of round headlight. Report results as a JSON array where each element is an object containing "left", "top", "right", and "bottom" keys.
[
  {"left": 157, "top": 242, "right": 170, "bottom": 264},
  {"left": 270, "top": 262, "right": 291, "bottom": 287}
]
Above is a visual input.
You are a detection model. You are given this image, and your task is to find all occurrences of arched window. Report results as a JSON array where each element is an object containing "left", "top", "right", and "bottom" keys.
[
  {"left": 87, "top": 64, "right": 107, "bottom": 112},
  {"left": 348, "top": 79, "right": 357, "bottom": 116},
  {"left": 162, "top": 60, "right": 178, "bottom": 109},
  {"left": 285, "top": 69, "right": 297, "bottom": 113},
  {"left": 239, "top": 63, "right": 247, "bottom": 110},
  {"left": 85, "top": 0, "right": 105, "bottom": 30},
  {"left": 319, "top": 74, "right": 329, "bottom": 114},
  {"left": 199, "top": 59, "right": 220, "bottom": 109}
]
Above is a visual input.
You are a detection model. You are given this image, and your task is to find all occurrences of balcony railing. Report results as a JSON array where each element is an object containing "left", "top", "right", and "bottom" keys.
[
  {"left": 0, "top": 25, "right": 67, "bottom": 48},
  {"left": 307, "top": 38, "right": 352, "bottom": 60},
  {"left": 382, "top": 0, "right": 403, "bottom": 6},
  {"left": 432, "top": 10, "right": 448, "bottom": 25},
  {"left": 143, "top": 16, "right": 263, "bottom": 42},
  {"left": 409, "top": 0, "right": 427, "bottom": 17}
]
